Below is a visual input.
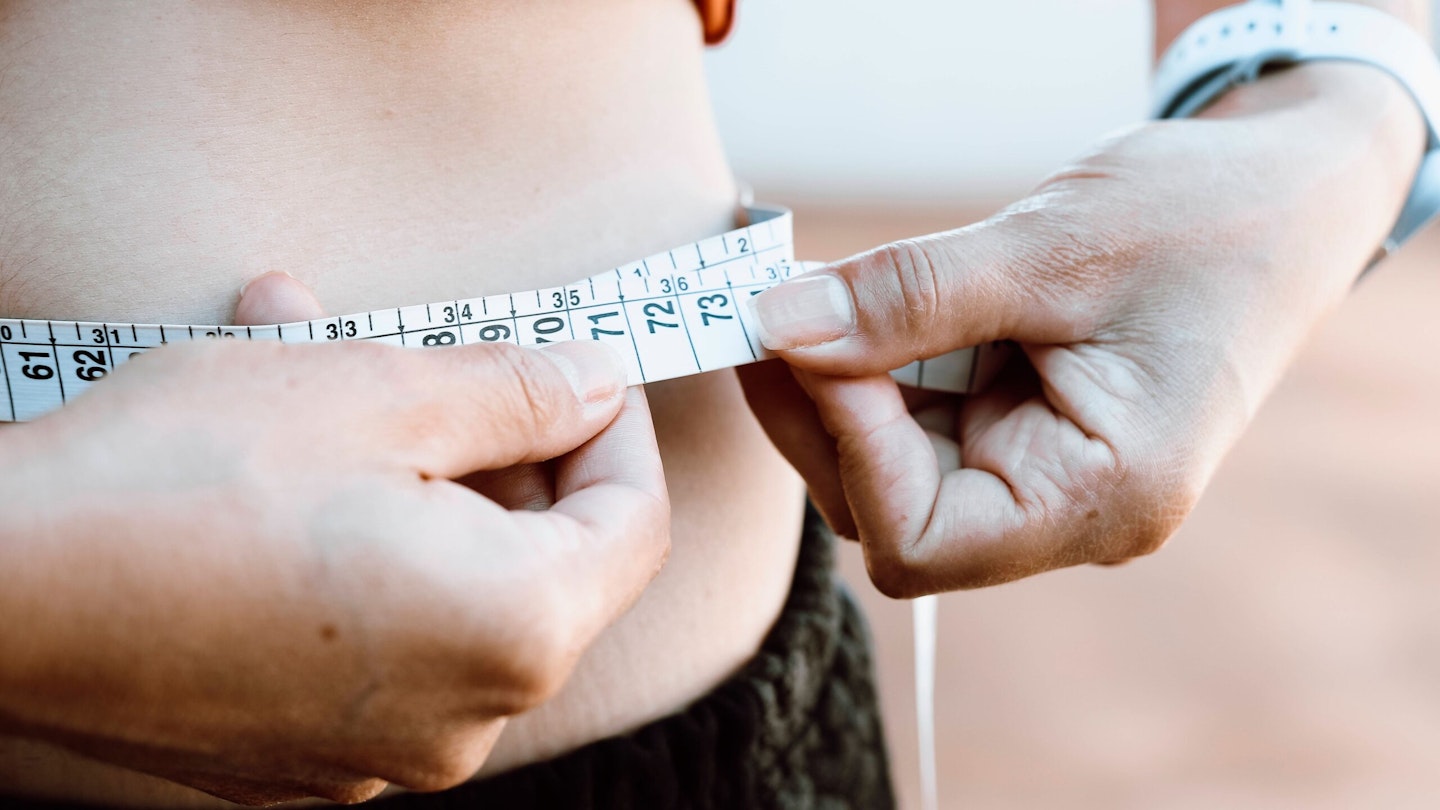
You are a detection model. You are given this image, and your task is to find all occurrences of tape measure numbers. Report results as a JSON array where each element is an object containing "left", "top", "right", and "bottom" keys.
[
  {"left": 0, "top": 206, "right": 1002, "bottom": 423},
  {"left": 0, "top": 203, "right": 979, "bottom": 808}
]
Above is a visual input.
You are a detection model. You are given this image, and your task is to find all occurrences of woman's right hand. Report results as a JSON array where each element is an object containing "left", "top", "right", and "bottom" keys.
[{"left": 0, "top": 275, "right": 669, "bottom": 804}]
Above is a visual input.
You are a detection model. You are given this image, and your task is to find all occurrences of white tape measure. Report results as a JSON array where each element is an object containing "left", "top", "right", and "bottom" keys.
[
  {"left": 0, "top": 202, "right": 970, "bottom": 806},
  {"left": 0, "top": 205, "right": 1000, "bottom": 423}
]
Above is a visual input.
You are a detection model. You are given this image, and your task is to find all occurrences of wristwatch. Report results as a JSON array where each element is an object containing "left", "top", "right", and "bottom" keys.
[{"left": 1153, "top": 0, "right": 1440, "bottom": 258}]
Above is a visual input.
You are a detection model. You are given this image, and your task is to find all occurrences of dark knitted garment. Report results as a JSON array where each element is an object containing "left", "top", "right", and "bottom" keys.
[{"left": 7, "top": 505, "right": 895, "bottom": 810}]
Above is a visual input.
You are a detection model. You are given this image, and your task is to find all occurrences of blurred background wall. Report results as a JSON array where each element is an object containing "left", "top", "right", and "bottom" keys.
[
  {"left": 706, "top": 0, "right": 1150, "bottom": 202},
  {"left": 704, "top": 3, "right": 1440, "bottom": 809}
]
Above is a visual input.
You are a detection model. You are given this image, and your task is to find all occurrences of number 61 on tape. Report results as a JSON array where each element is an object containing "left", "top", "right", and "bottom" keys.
[{"left": 0, "top": 206, "right": 1004, "bottom": 423}]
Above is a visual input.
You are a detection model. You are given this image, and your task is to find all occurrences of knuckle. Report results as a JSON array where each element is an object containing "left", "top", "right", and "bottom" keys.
[
  {"left": 403, "top": 763, "right": 472, "bottom": 793},
  {"left": 394, "top": 739, "right": 491, "bottom": 792},
  {"left": 480, "top": 583, "right": 577, "bottom": 714},
  {"left": 502, "top": 645, "right": 573, "bottom": 713},
  {"left": 491, "top": 662, "right": 567, "bottom": 715},
  {"left": 1132, "top": 481, "right": 1200, "bottom": 558},
  {"left": 1105, "top": 458, "right": 1203, "bottom": 561},
  {"left": 472, "top": 343, "right": 562, "bottom": 437},
  {"left": 313, "top": 779, "right": 389, "bottom": 804},
  {"left": 876, "top": 238, "right": 945, "bottom": 354},
  {"left": 863, "top": 542, "right": 932, "bottom": 600}
]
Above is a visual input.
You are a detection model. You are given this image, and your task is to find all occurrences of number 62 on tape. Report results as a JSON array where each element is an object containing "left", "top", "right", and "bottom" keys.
[{"left": 0, "top": 205, "right": 1004, "bottom": 423}]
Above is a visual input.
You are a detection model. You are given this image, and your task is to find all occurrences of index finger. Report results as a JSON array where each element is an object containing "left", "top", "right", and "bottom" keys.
[
  {"left": 794, "top": 369, "right": 1123, "bottom": 596},
  {"left": 507, "top": 387, "right": 670, "bottom": 643}
]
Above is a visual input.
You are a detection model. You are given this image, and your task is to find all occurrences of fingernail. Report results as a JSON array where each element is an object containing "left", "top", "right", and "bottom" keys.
[
  {"left": 749, "top": 273, "right": 856, "bottom": 350},
  {"left": 535, "top": 341, "right": 626, "bottom": 406},
  {"left": 238, "top": 270, "right": 296, "bottom": 300}
]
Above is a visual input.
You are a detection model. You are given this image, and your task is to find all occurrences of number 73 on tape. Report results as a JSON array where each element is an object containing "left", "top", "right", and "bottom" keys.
[{"left": 0, "top": 206, "right": 1004, "bottom": 423}]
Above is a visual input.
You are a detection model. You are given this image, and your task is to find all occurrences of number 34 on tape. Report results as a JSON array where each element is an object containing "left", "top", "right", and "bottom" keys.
[{"left": 0, "top": 206, "right": 1005, "bottom": 423}]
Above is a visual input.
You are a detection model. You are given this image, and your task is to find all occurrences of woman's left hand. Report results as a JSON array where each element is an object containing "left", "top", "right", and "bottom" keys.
[{"left": 740, "top": 62, "right": 1425, "bottom": 597}]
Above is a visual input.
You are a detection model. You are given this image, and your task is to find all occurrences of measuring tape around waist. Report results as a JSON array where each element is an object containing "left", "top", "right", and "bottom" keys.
[
  {"left": 0, "top": 202, "right": 967, "bottom": 807},
  {"left": 0, "top": 205, "right": 1003, "bottom": 423}
]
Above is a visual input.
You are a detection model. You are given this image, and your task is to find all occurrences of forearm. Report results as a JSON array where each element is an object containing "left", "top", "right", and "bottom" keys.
[{"left": 1149, "top": 0, "right": 1429, "bottom": 284}]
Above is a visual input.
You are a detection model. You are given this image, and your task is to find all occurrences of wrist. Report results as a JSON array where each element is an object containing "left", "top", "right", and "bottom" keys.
[
  {"left": 1199, "top": 61, "right": 1427, "bottom": 276},
  {"left": 1155, "top": 2, "right": 1436, "bottom": 272},
  {"left": 1202, "top": 61, "right": 1425, "bottom": 185}
]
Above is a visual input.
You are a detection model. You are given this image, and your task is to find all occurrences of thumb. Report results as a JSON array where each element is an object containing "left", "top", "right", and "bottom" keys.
[
  {"left": 392, "top": 340, "right": 632, "bottom": 478},
  {"left": 234, "top": 271, "right": 327, "bottom": 325},
  {"left": 748, "top": 217, "right": 1088, "bottom": 376}
]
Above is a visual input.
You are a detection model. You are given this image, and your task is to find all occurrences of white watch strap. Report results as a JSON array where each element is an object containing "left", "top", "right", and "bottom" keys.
[{"left": 1153, "top": 0, "right": 1440, "bottom": 252}]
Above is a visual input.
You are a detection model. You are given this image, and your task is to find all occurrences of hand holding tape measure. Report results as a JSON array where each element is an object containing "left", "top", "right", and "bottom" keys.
[
  {"left": 0, "top": 275, "right": 670, "bottom": 804},
  {"left": 2, "top": 5, "right": 1437, "bottom": 806},
  {"left": 742, "top": 60, "right": 1430, "bottom": 598}
]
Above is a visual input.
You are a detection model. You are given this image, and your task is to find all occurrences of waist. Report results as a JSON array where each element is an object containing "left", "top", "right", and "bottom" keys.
[
  {"left": 0, "top": 1, "right": 806, "bottom": 803},
  {"left": 0, "top": 227, "right": 807, "bottom": 806}
]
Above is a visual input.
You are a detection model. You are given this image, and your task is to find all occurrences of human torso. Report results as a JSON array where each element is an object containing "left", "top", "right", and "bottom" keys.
[{"left": 0, "top": 1, "right": 803, "bottom": 804}]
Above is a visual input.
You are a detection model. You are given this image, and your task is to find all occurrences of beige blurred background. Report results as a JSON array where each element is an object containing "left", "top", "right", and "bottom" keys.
[{"left": 706, "top": 3, "right": 1440, "bottom": 808}]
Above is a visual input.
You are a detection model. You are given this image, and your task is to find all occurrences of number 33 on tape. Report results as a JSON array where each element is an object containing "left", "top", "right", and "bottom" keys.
[{"left": 0, "top": 206, "right": 1005, "bottom": 423}]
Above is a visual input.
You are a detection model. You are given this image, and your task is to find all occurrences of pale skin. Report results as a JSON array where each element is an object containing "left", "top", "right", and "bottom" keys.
[
  {"left": 0, "top": 0, "right": 1430, "bottom": 806},
  {"left": 1, "top": 273, "right": 672, "bottom": 804},
  {"left": 0, "top": 2, "right": 803, "bottom": 806},
  {"left": 744, "top": 0, "right": 1431, "bottom": 595}
]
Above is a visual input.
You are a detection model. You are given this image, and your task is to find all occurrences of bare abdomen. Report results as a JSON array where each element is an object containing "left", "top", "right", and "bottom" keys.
[{"left": 0, "top": 0, "right": 804, "bottom": 804}]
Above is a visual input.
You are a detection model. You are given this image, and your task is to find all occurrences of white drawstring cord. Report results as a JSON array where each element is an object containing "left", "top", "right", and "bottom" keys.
[{"left": 913, "top": 594, "right": 939, "bottom": 810}]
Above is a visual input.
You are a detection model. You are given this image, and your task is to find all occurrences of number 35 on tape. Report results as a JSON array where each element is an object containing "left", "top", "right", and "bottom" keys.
[{"left": 0, "top": 206, "right": 1005, "bottom": 423}]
